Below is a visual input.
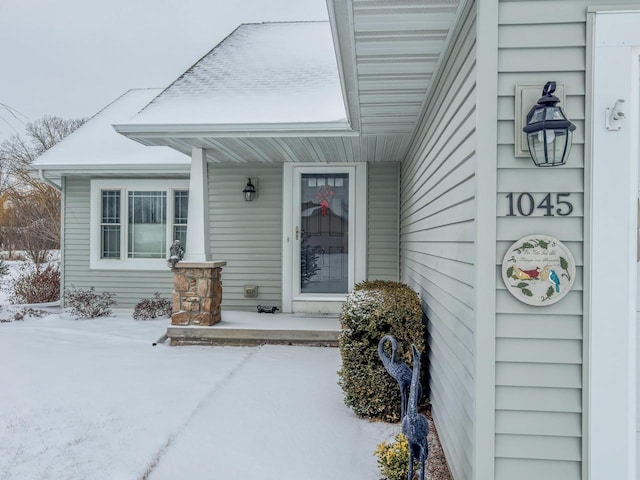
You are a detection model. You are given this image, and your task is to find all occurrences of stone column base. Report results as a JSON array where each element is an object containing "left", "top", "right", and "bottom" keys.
[{"left": 171, "top": 261, "right": 227, "bottom": 326}]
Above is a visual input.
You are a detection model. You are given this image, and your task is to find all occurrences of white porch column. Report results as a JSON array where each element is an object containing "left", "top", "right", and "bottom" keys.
[{"left": 183, "top": 147, "right": 210, "bottom": 262}]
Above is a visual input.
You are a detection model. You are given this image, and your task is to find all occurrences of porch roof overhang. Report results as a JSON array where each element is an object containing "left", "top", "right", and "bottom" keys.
[{"left": 115, "top": 1, "right": 464, "bottom": 164}]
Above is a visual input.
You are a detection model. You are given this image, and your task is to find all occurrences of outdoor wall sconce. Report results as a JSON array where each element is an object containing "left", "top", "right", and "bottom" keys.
[
  {"left": 242, "top": 177, "right": 257, "bottom": 201},
  {"left": 522, "top": 81, "right": 576, "bottom": 167}
]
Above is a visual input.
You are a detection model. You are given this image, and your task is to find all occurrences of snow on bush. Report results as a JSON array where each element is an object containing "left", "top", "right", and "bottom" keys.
[
  {"left": 65, "top": 287, "right": 116, "bottom": 319},
  {"left": 338, "top": 280, "right": 425, "bottom": 422},
  {"left": 9, "top": 263, "right": 60, "bottom": 304},
  {"left": 133, "top": 293, "right": 172, "bottom": 321}
]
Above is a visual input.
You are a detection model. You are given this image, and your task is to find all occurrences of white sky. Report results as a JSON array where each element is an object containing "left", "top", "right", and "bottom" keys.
[{"left": 0, "top": 0, "right": 329, "bottom": 141}]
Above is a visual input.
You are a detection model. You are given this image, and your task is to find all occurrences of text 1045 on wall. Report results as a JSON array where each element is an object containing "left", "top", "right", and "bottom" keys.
[{"left": 505, "top": 192, "right": 573, "bottom": 217}]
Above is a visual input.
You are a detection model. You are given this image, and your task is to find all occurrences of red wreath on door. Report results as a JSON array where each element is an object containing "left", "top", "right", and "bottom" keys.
[{"left": 316, "top": 185, "right": 334, "bottom": 216}]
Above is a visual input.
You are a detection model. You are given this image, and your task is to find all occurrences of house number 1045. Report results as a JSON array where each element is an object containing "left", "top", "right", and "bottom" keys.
[{"left": 506, "top": 192, "right": 574, "bottom": 217}]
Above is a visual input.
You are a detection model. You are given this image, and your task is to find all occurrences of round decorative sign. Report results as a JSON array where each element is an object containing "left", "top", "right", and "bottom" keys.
[{"left": 501, "top": 235, "right": 576, "bottom": 306}]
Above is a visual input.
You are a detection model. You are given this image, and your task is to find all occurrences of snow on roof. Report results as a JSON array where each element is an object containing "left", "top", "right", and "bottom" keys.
[
  {"left": 121, "top": 22, "right": 348, "bottom": 127},
  {"left": 31, "top": 89, "right": 189, "bottom": 168}
]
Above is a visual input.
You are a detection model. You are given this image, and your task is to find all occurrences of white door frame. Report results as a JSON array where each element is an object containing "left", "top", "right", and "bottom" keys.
[
  {"left": 282, "top": 163, "right": 367, "bottom": 313},
  {"left": 588, "top": 9, "right": 640, "bottom": 480}
]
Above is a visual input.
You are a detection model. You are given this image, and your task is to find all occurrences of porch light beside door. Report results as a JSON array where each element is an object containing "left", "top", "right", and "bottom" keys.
[
  {"left": 522, "top": 81, "right": 576, "bottom": 167},
  {"left": 242, "top": 177, "right": 257, "bottom": 201}
]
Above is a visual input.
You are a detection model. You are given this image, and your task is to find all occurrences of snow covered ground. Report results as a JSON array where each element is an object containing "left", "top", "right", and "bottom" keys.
[{"left": 0, "top": 313, "right": 398, "bottom": 479}]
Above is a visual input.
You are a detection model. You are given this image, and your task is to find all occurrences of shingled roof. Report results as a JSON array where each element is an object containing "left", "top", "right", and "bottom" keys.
[{"left": 124, "top": 22, "right": 347, "bottom": 128}]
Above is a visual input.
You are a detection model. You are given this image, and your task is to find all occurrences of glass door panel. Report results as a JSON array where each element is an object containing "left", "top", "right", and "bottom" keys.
[{"left": 300, "top": 173, "right": 349, "bottom": 294}]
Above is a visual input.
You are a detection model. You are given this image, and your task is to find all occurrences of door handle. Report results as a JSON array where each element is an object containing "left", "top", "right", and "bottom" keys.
[{"left": 296, "top": 226, "right": 299, "bottom": 240}]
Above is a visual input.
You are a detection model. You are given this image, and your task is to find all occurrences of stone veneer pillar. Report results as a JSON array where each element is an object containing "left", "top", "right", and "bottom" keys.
[{"left": 171, "top": 261, "right": 227, "bottom": 326}]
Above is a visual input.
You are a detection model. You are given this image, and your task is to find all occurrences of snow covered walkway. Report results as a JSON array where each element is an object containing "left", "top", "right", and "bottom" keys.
[{"left": 0, "top": 314, "right": 396, "bottom": 479}]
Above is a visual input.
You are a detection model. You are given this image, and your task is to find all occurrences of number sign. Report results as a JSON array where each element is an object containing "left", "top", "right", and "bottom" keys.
[{"left": 506, "top": 192, "right": 573, "bottom": 217}]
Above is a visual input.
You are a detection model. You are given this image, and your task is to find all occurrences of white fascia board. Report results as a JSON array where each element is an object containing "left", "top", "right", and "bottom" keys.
[
  {"left": 112, "top": 122, "right": 358, "bottom": 138},
  {"left": 29, "top": 164, "right": 190, "bottom": 176},
  {"left": 326, "top": 0, "right": 361, "bottom": 131}
]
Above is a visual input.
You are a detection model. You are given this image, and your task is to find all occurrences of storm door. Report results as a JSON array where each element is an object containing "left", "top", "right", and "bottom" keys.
[
  {"left": 283, "top": 163, "right": 366, "bottom": 313},
  {"left": 298, "top": 172, "right": 350, "bottom": 294}
]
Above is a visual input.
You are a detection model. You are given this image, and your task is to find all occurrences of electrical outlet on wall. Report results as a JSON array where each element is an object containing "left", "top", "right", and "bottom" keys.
[{"left": 244, "top": 285, "right": 258, "bottom": 298}]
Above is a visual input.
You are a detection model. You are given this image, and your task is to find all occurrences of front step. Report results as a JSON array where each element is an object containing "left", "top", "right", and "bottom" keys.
[{"left": 166, "top": 326, "right": 338, "bottom": 347}]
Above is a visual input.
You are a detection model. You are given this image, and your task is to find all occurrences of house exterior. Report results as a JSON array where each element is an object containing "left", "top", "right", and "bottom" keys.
[{"left": 31, "top": 2, "right": 640, "bottom": 479}]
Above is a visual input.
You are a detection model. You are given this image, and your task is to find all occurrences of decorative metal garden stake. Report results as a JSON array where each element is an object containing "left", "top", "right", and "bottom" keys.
[
  {"left": 167, "top": 239, "right": 184, "bottom": 269},
  {"left": 402, "top": 345, "right": 429, "bottom": 480},
  {"left": 378, "top": 335, "right": 422, "bottom": 419}
]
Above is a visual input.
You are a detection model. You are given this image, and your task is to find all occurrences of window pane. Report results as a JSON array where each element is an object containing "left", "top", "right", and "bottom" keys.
[
  {"left": 101, "top": 191, "right": 120, "bottom": 258},
  {"left": 128, "top": 191, "right": 167, "bottom": 258},
  {"left": 101, "top": 191, "right": 120, "bottom": 224},
  {"left": 173, "top": 226, "right": 187, "bottom": 247},
  {"left": 174, "top": 191, "right": 189, "bottom": 224},
  {"left": 101, "top": 226, "right": 121, "bottom": 259}
]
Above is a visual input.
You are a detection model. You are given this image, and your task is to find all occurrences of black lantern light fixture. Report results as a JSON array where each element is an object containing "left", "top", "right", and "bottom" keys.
[
  {"left": 242, "top": 177, "right": 257, "bottom": 201},
  {"left": 522, "top": 81, "right": 576, "bottom": 167}
]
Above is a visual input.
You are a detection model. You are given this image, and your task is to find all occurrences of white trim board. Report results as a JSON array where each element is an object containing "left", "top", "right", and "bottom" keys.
[{"left": 588, "top": 9, "right": 640, "bottom": 480}]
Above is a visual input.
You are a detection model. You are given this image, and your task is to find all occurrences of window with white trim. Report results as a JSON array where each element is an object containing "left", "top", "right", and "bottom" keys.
[{"left": 91, "top": 179, "right": 189, "bottom": 270}]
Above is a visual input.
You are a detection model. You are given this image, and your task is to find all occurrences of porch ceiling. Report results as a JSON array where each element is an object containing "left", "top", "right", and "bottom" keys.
[{"left": 118, "top": 1, "right": 463, "bottom": 164}]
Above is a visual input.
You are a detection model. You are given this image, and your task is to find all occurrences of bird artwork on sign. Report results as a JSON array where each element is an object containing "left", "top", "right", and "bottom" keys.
[
  {"left": 512, "top": 265, "right": 532, "bottom": 280},
  {"left": 540, "top": 265, "right": 551, "bottom": 281},
  {"left": 520, "top": 266, "right": 540, "bottom": 279},
  {"left": 402, "top": 345, "right": 429, "bottom": 480},
  {"left": 378, "top": 335, "right": 421, "bottom": 420},
  {"left": 549, "top": 269, "right": 560, "bottom": 292}
]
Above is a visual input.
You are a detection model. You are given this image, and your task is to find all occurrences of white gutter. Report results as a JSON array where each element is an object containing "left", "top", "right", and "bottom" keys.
[
  {"left": 112, "top": 122, "right": 358, "bottom": 138},
  {"left": 39, "top": 170, "right": 61, "bottom": 191}
]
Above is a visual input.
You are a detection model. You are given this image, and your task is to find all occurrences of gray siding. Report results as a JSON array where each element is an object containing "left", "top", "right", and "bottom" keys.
[
  {"left": 492, "top": 0, "right": 640, "bottom": 477},
  {"left": 367, "top": 163, "right": 399, "bottom": 282},
  {"left": 62, "top": 177, "right": 174, "bottom": 308},
  {"left": 209, "top": 163, "right": 283, "bottom": 311},
  {"left": 399, "top": 4, "right": 477, "bottom": 480}
]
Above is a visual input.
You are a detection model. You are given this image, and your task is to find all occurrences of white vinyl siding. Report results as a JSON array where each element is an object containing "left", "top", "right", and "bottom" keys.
[
  {"left": 367, "top": 163, "right": 399, "bottom": 282},
  {"left": 62, "top": 178, "right": 174, "bottom": 308},
  {"left": 399, "top": 4, "right": 477, "bottom": 480}
]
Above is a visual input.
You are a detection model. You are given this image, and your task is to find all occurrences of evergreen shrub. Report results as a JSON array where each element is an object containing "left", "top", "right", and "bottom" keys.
[
  {"left": 374, "top": 433, "right": 416, "bottom": 480},
  {"left": 337, "top": 280, "right": 425, "bottom": 422}
]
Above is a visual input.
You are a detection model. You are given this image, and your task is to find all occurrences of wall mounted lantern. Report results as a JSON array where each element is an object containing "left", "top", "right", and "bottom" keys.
[
  {"left": 242, "top": 177, "right": 257, "bottom": 201},
  {"left": 522, "top": 81, "right": 576, "bottom": 167}
]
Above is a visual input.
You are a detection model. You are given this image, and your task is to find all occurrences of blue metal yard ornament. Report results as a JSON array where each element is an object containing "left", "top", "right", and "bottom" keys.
[
  {"left": 378, "top": 335, "right": 422, "bottom": 419},
  {"left": 402, "top": 345, "right": 429, "bottom": 480}
]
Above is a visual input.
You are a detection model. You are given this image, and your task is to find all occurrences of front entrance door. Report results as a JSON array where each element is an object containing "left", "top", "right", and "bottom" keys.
[{"left": 282, "top": 163, "right": 367, "bottom": 313}]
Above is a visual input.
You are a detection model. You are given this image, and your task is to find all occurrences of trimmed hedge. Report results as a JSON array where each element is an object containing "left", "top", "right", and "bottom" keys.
[{"left": 337, "top": 280, "right": 425, "bottom": 422}]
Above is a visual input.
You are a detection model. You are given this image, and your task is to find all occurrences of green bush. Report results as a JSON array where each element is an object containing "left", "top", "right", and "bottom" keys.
[
  {"left": 374, "top": 433, "right": 416, "bottom": 480},
  {"left": 337, "top": 280, "right": 425, "bottom": 422}
]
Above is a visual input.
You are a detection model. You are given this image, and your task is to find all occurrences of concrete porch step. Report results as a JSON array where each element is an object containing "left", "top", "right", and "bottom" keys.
[{"left": 166, "top": 311, "right": 340, "bottom": 347}]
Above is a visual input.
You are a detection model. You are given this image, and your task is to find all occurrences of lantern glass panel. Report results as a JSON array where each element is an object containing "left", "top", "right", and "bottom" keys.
[{"left": 527, "top": 129, "right": 572, "bottom": 166}]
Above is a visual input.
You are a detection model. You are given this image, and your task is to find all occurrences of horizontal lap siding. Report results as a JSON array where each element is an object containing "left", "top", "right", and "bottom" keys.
[
  {"left": 493, "top": 0, "right": 631, "bottom": 477},
  {"left": 367, "top": 163, "right": 399, "bottom": 281},
  {"left": 209, "top": 164, "right": 282, "bottom": 311},
  {"left": 399, "top": 5, "right": 477, "bottom": 480},
  {"left": 62, "top": 178, "right": 173, "bottom": 308}
]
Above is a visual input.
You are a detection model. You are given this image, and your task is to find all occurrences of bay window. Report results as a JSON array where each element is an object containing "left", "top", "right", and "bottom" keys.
[{"left": 91, "top": 179, "right": 189, "bottom": 270}]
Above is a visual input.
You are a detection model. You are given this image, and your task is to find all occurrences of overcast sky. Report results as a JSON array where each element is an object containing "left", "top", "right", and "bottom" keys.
[{"left": 0, "top": 0, "right": 328, "bottom": 141}]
